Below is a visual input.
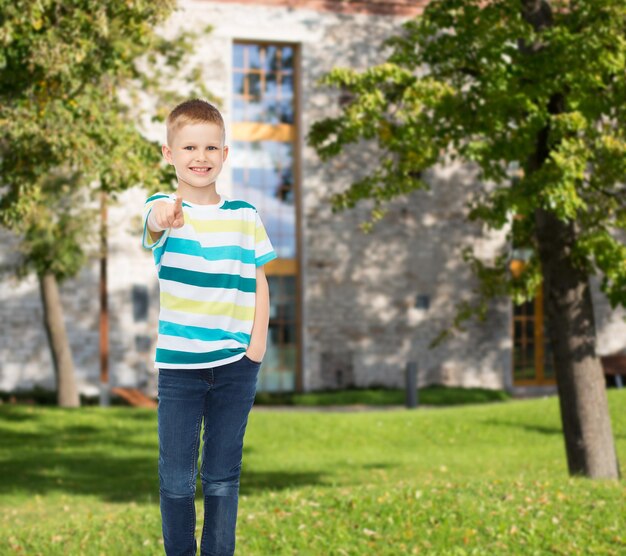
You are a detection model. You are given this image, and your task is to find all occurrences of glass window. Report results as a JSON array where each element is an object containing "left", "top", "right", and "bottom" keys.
[
  {"left": 233, "top": 44, "right": 245, "bottom": 69},
  {"left": 280, "top": 74, "right": 294, "bottom": 97},
  {"left": 233, "top": 72, "right": 245, "bottom": 96},
  {"left": 247, "top": 45, "right": 261, "bottom": 69},
  {"left": 281, "top": 47, "right": 294, "bottom": 72},
  {"left": 232, "top": 42, "right": 298, "bottom": 393},
  {"left": 512, "top": 289, "right": 554, "bottom": 385},
  {"left": 263, "top": 45, "right": 277, "bottom": 72}
]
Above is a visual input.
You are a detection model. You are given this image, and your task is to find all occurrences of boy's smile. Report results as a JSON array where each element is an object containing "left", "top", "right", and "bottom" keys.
[
  {"left": 162, "top": 122, "right": 228, "bottom": 202},
  {"left": 190, "top": 167, "right": 211, "bottom": 175}
]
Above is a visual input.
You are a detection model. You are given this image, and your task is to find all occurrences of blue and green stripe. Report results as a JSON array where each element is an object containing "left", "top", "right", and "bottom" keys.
[
  {"left": 159, "top": 321, "right": 251, "bottom": 344},
  {"left": 158, "top": 265, "right": 256, "bottom": 292},
  {"left": 156, "top": 347, "right": 246, "bottom": 365}
]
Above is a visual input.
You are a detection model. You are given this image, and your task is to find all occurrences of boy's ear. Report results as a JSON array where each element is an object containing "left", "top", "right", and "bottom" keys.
[
  {"left": 222, "top": 145, "right": 229, "bottom": 163},
  {"left": 162, "top": 144, "right": 173, "bottom": 165}
]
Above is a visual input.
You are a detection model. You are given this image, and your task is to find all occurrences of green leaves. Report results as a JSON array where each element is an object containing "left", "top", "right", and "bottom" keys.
[
  {"left": 0, "top": 0, "right": 211, "bottom": 281},
  {"left": 576, "top": 228, "right": 626, "bottom": 309},
  {"left": 308, "top": 0, "right": 626, "bottom": 342}
]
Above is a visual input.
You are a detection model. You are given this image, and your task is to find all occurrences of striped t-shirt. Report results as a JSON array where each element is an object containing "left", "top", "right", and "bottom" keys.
[{"left": 141, "top": 192, "right": 277, "bottom": 369}]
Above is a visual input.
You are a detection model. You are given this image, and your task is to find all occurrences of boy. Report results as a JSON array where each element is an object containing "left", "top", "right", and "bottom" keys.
[{"left": 142, "top": 99, "right": 276, "bottom": 555}]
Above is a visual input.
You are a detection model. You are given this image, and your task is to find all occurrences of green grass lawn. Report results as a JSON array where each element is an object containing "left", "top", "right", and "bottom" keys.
[
  {"left": 2, "top": 384, "right": 511, "bottom": 407},
  {"left": 1, "top": 390, "right": 625, "bottom": 555},
  {"left": 254, "top": 385, "right": 511, "bottom": 407}
]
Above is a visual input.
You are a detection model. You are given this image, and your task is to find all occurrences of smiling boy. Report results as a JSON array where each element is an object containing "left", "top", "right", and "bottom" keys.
[{"left": 142, "top": 99, "right": 276, "bottom": 555}]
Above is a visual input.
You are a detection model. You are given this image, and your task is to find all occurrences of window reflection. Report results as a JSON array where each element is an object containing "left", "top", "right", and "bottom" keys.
[
  {"left": 260, "top": 276, "right": 297, "bottom": 392},
  {"left": 233, "top": 42, "right": 298, "bottom": 392},
  {"left": 232, "top": 139, "right": 295, "bottom": 258},
  {"left": 233, "top": 43, "right": 294, "bottom": 124},
  {"left": 512, "top": 292, "right": 555, "bottom": 383},
  {"left": 513, "top": 300, "right": 535, "bottom": 382}
]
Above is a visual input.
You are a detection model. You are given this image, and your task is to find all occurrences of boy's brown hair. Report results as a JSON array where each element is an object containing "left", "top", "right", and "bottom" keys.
[{"left": 166, "top": 99, "right": 225, "bottom": 145}]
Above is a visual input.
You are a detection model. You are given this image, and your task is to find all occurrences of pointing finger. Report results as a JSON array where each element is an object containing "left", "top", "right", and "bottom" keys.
[
  {"left": 174, "top": 195, "right": 183, "bottom": 214},
  {"left": 170, "top": 196, "right": 184, "bottom": 228}
]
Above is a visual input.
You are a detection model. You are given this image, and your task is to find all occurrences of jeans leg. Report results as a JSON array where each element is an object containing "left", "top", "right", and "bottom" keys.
[
  {"left": 158, "top": 369, "right": 210, "bottom": 556},
  {"left": 199, "top": 356, "right": 260, "bottom": 556}
]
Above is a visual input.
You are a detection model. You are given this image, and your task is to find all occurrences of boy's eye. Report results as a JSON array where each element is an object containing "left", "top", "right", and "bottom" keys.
[
  {"left": 207, "top": 146, "right": 218, "bottom": 151},
  {"left": 184, "top": 146, "right": 195, "bottom": 150}
]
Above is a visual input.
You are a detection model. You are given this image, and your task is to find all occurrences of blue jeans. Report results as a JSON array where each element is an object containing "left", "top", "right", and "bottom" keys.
[{"left": 157, "top": 355, "right": 261, "bottom": 556}]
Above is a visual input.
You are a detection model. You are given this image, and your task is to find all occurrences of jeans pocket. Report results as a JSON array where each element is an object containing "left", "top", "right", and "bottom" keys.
[{"left": 243, "top": 354, "right": 262, "bottom": 365}]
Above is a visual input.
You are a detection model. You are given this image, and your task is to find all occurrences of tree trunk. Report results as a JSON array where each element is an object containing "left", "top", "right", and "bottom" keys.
[
  {"left": 534, "top": 209, "right": 620, "bottom": 478},
  {"left": 521, "top": 0, "right": 620, "bottom": 479},
  {"left": 38, "top": 272, "right": 80, "bottom": 408}
]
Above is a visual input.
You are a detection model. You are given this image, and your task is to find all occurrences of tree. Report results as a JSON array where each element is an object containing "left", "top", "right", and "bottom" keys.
[
  {"left": 0, "top": 0, "right": 212, "bottom": 406},
  {"left": 308, "top": 0, "right": 625, "bottom": 479}
]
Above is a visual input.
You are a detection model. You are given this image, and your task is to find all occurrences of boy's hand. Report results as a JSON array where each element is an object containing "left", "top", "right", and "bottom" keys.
[
  {"left": 246, "top": 343, "right": 265, "bottom": 364},
  {"left": 149, "top": 196, "right": 185, "bottom": 231}
]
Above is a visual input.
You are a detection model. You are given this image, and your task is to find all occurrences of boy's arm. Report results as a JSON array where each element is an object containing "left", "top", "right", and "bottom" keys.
[
  {"left": 246, "top": 266, "right": 270, "bottom": 363},
  {"left": 148, "top": 228, "right": 164, "bottom": 243}
]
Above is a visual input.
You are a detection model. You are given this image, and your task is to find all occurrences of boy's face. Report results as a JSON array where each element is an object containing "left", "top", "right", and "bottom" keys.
[{"left": 162, "top": 122, "right": 229, "bottom": 191}]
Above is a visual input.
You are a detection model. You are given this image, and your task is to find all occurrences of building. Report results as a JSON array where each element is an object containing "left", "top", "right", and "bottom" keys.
[{"left": 1, "top": 0, "right": 624, "bottom": 398}]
